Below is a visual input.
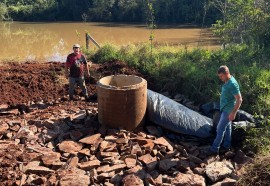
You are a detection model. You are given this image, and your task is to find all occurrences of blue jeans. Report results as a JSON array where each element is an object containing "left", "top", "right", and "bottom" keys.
[
  {"left": 69, "top": 77, "right": 88, "bottom": 98},
  {"left": 210, "top": 112, "right": 232, "bottom": 152}
]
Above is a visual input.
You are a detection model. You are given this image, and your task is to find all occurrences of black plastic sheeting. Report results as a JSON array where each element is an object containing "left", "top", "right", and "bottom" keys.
[
  {"left": 200, "top": 102, "right": 255, "bottom": 124},
  {"left": 147, "top": 90, "right": 214, "bottom": 138}
]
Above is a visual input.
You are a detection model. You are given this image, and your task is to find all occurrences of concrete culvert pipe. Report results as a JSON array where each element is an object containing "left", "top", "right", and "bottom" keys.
[{"left": 97, "top": 75, "right": 147, "bottom": 131}]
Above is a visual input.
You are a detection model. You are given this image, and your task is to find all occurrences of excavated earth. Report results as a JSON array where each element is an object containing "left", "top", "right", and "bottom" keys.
[{"left": 0, "top": 61, "right": 253, "bottom": 186}]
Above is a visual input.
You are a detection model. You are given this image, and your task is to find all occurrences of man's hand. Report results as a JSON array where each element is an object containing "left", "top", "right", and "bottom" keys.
[
  {"left": 229, "top": 111, "right": 236, "bottom": 121},
  {"left": 86, "top": 72, "right": 90, "bottom": 78}
]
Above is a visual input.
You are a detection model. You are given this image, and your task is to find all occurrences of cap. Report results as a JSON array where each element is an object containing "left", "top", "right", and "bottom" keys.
[{"left": 73, "top": 44, "right": 80, "bottom": 48}]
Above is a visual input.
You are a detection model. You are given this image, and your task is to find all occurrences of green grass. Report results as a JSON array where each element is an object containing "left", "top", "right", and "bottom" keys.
[{"left": 83, "top": 43, "right": 270, "bottom": 116}]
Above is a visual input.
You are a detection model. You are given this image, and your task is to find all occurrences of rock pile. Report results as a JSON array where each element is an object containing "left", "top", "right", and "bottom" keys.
[{"left": 0, "top": 99, "right": 252, "bottom": 186}]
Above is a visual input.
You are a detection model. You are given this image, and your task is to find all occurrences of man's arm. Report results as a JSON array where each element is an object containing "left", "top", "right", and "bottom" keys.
[
  {"left": 229, "top": 94, "right": 243, "bottom": 121},
  {"left": 85, "top": 63, "right": 90, "bottom": 77}
]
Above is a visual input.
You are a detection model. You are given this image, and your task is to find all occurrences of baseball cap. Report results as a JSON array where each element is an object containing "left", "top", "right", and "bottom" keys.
[{"left": 73, "top": 44, "right": 80, "bottom": 48}]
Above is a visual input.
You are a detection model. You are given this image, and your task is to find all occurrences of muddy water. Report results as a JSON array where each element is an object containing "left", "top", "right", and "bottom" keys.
[{"left": 0, "top": 22, "right": 220, "bottom": 62}]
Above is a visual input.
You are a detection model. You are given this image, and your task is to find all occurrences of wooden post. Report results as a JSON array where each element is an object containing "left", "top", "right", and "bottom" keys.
[
  {"left": 86, "top": 33, "right": 101, "bottom": 49},
  {"left": 86, "top": 33, "right": 90, "bottom": 50}
]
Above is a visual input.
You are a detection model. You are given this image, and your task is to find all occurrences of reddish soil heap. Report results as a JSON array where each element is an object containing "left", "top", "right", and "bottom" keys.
[
  {"left": 0, "top": 62, "right": 67, "bottom": 105},
  {"left": 0, "top": 61, "right": 142, "bottom": 106}
]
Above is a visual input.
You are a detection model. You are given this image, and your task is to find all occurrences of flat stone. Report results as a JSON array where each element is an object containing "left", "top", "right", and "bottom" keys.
[
  {"left": 78, "top": 148, "right": 91, "bottom": 156},
  {"left": 205, "top": 161, "right": 234, "bottom": 182},
  {"left": 0, "top": 140, "right": 15, "bottom": 149},
  {"left": 100, "top": 140, "right": 109, "bottom": 151},
  {"left": 125, "top": 158, "right": 137, "bottom": 168},
  {"left": 138, "top": 154, "right": 157, "bottom": 171},
  {"left": 116, "top": 138, "right": 129, "bottom": 144},
  {"left": 58, "top": 141, "right": 83, "bottom": 154},
  {"left": 153, "top": 174, "right": 162, "bottom": 185},
  {"left": 10, "top": 125, "right": 20, "bottom": 132},
  {"left": 0, "top": 104, "right": 9, "bottom": 110},
  {"left": 79, "top": 133, "right": 102, "bottom": 145},
  {"left": 97, "top": 165, "right": 111, "bottom": 173},
  {"left": 125, "top": 165, "right": 147, "bottom": 180},
  {"left": 159, "top": 158, "right": 178, "bottom": 171},
  {"left": 0, "top": 123, "right": 9, "bottom": 134},
  {"left": 79, "top": 160, "right": 101, "bottom": 171},
  {"left": 105, "top": 135, "right": 118, "bottom": 142},
  {"left": 59, "top": 169, "right": 90, "bottom": 186},
  {"left": 100, "top": 151, "right": 119, "bottom": 158},
  {"left": 122, "top": 174, "right": 144, "bottom": 186},
  {"left": 136, "top": 138, "right": 155, "bottom": 150},
  {"left": 154, "top": 137, "right": 174, "bottom": 151},
  {"left": 212, "top": 178, "right": 237, "bottom": 186},
  {"left": 48, "top": 175, "right": 58, "bottom": 186},
  {"left": 24, "top": 161, "right": 54, "bottom": 175},
  {"left": 172, "top": 172, "right": 205, "bottom": 186},
  {"left": 131, "top": 143, "right": 142, "bottom": 155},
  {"left": 97, "top": 171, "right": 116, "bottom": 182},
  {"left": 67, "top": 157, "right": 79, "bottom": 168},
  {"left": 13, "top": 127, "right": 35, "bottom": 140},
  {"left": 41, "top": 152, "right": 61, "bottom": 166}
]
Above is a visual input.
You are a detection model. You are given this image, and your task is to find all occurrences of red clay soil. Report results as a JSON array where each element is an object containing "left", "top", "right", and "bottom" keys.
[
  {"left": 0, "top": 61, "right": 142, "bottom": 106},
  {"left": 96, "top": 60, "right": 142, "bottom": 77},
  {"left": 0, "top": 62, "right": 67, "bottom": 106}
]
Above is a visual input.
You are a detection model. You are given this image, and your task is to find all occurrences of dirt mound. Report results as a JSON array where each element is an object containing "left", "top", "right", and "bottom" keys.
[
  {"left": 0, "top": 62, "right": 67, "bottom": 105},
  {"left": 96, "top": 60, "right": 142, "bottom": 77},
  {"left": 0, "top": 61, "right": 143, "bottom": 107}
]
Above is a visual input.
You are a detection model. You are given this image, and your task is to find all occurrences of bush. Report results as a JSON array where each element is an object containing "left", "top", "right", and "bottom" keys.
[{"left": 90, "top": 44, "right": 270, "bottom": 116}]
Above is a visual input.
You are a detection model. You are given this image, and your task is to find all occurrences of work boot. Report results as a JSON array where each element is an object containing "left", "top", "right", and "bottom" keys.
[
  {"left": 69, "top": 95, "right": 74, "bottom": 101},
  {"left": 69, "top": 96, "right": 78, "bottom": 101},
  {"left": 88, "top": 93, "right": 98, "bottom": 101},
  {"left": 219, "top": 147, "right": 231, "bottom": 155},
  {"left": 84, "top": 95, "right": 90, "bottom": 102},
  {"left": 203, "top": 148, "right": 219, "bottom": 157}
]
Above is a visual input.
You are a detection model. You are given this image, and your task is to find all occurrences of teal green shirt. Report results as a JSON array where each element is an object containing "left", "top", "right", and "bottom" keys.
[{"left": 220, "top": 76, "right": 240, "bottom": 113}]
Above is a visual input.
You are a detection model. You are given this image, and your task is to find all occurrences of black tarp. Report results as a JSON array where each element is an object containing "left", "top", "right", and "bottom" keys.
[{"left": 147, "top": 90, "right": 214, "bottom": 138}]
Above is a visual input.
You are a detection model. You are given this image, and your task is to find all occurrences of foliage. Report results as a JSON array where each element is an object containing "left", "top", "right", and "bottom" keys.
[
  {"left": 89, "top": 44, "right": 270, "bottom": 116},
  {"left": 212, "top": 0, "right": 270, "bottom": 47},
  {"left": 0, "top": 0, "right": 221, "bottom": 25},
  {"left": 243, "top": 116, "right": 270, "bottom": 154},
  {"left": 0, "top": 2, "right": 8, "bottom": 20}
]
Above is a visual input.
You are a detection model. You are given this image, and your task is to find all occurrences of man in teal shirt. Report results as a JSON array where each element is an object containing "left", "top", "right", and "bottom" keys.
[{"left": 210, "top": 65, "right": 242, "bottom": 154}]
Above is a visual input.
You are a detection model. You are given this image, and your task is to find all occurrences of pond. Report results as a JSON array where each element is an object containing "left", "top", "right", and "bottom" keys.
[{"left": 0, "top": 22, "right": 220, "bottom": 62}]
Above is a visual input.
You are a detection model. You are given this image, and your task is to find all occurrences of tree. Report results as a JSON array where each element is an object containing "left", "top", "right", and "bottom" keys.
[
  {"left": 212, "top": 0, "right": 270, "bottom": 46},
  {"left": 88, "top": 0, "right": 115, "bottom": 21},
  {"left": 0, "top": 2, "right": 8, "bottom": 20}
]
